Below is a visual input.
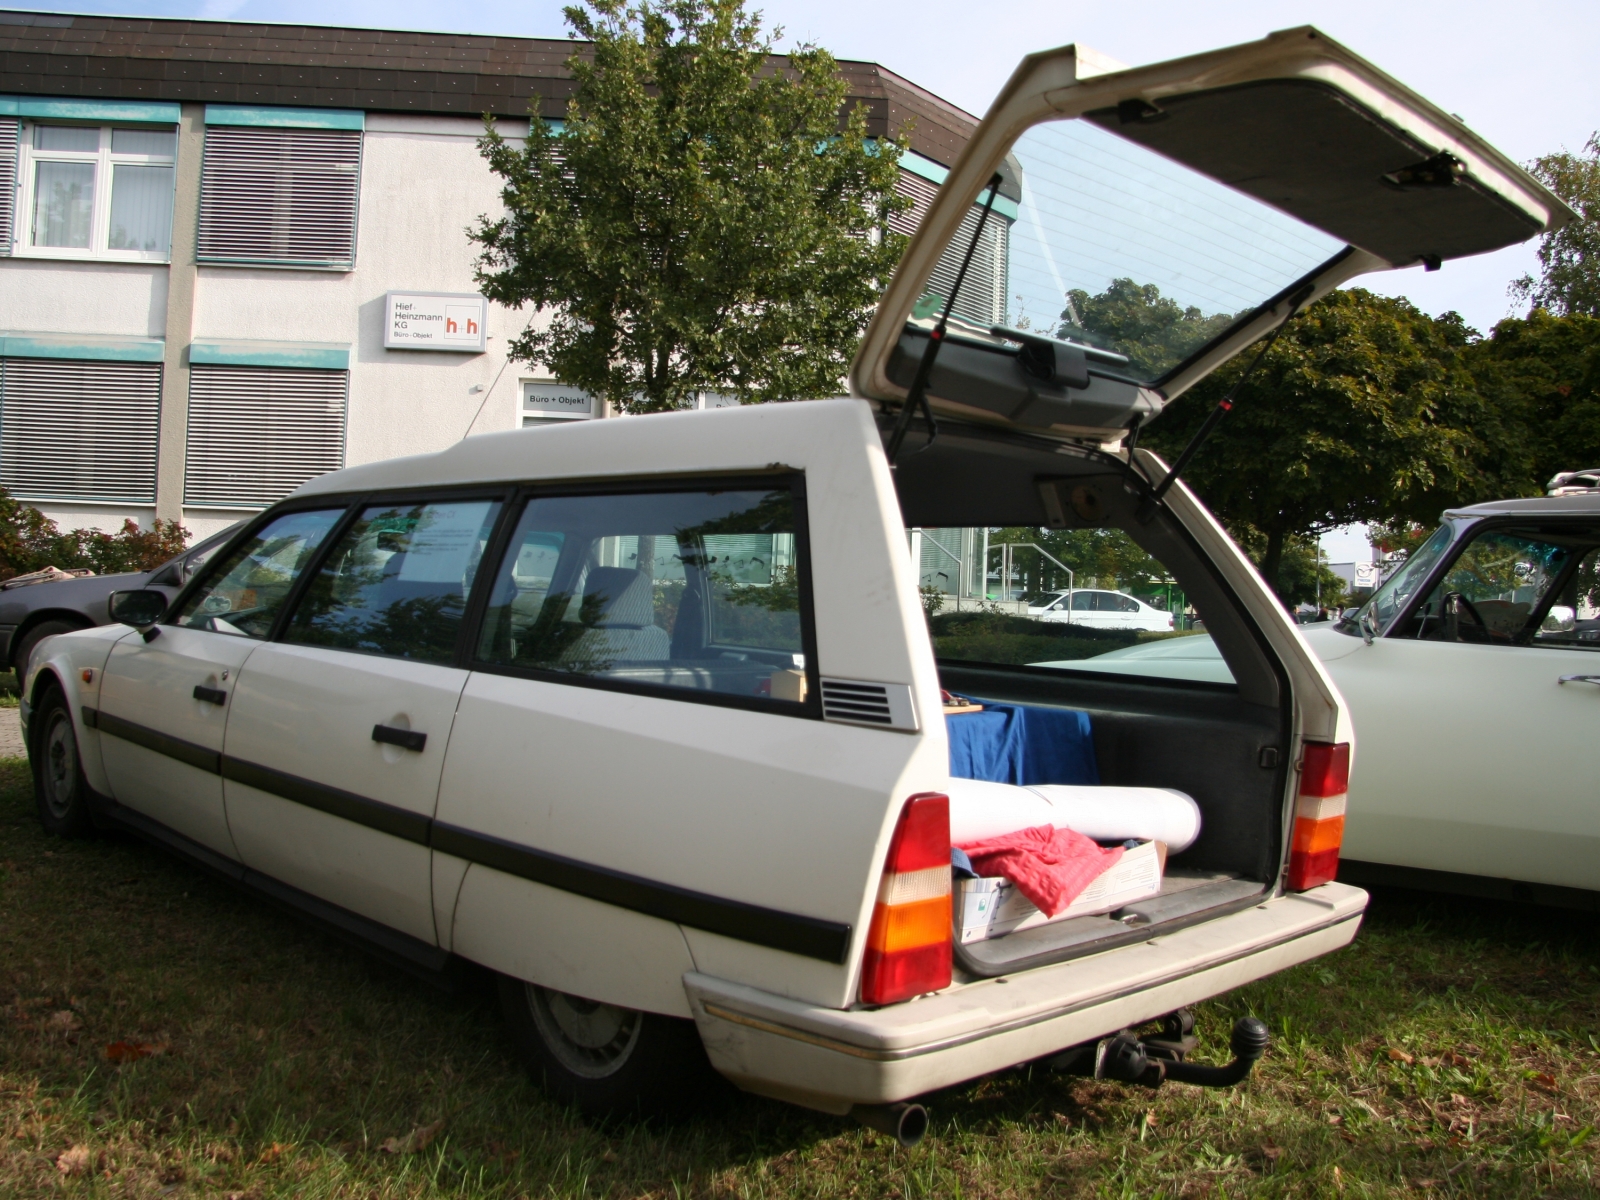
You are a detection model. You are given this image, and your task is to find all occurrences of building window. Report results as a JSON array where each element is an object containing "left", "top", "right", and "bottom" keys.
[
  {"left": 9, "top": 123, "right": 176, "bottom": 261},
  {"left": 185, "top": 364, "right": 348, "bottom": 509},
  {"left": 0, "top": 358, "right": 162, "bottom": 503},
  {"left": 197, "top": 127, "right": 362, "bottom": 270},
  {"left": 0, "top": 118, "right": 19, "bottom": 257}
]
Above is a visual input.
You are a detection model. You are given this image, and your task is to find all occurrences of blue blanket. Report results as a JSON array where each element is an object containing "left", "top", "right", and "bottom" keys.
[{"left": 947, "top": 701, "right": 1099, "bottom": 786}]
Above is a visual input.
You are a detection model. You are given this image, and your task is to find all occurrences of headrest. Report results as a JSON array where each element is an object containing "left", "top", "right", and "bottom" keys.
[{"left": 583, "top": 566, "right": 656, "bottom": 628}]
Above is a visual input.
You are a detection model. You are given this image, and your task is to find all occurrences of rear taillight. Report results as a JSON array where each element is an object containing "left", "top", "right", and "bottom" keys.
[
  {"left": 1287, "top": 741, "right": 1349, "bottom": 890},
  {"left": 860, "top": 793, "right": 952, "bottom": 1006}
]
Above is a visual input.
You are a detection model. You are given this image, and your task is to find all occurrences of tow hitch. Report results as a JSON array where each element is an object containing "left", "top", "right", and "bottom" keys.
[{"left": 1052, "top": 1010, "right": 1271, "bottom": 1089}]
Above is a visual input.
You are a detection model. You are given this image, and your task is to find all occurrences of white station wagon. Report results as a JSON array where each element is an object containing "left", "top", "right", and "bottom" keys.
[{"left": 23, "top": 29, "right": 1565, "bottom": 1137}]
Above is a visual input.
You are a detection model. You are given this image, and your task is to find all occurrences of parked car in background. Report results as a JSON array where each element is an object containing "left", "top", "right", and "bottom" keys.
[
  {"left": 0, "top": 523, "right": 240, "bottom": 680},
  {"left": 1038, "top": 489, "right": 1600, "bottom": 905},
  {"left": 1027, "top": 588, "right": 1175, "bottom": 632}
]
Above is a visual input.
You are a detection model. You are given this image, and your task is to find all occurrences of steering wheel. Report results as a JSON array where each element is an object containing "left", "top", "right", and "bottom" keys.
[{"left": 1442, "top": 591, "right": 1490, "bottom": 642}]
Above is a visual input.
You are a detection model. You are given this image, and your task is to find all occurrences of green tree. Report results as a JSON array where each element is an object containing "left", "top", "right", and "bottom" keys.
[
  {"left": 1145, "top": 289, "right": 1517, "bottom": 595},
  {"left": 1465, "top": 308, "right": 1600, "bottom": 488},
  {"left": 472, "top": 0, "right": 909, "bottom": 413},
  {"left": 1511, "top": 135, "right": 1600, "bottom": 318},
  {"left": 1059, "top": 278, "right": 1237, "bottom": 379}
]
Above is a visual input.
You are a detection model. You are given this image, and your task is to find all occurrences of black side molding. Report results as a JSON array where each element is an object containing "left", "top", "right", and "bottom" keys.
[
  {"left": 431, "top": 822, "right": 853, "bottom": 964},
  {"left": 372, "top": 724, "right": 426, "bottom": 752},
  {"left": 83, "top": 705, "right": 854, "bottom": 964}
]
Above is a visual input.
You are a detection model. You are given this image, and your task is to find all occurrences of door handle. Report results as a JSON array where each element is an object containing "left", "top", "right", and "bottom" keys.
[
  {"left": 372, "top": 724, "right": 426, "bottom": 752},
  {"left": 1558, "top": 675, "right": 1600, "bottom": 686},
  {"left": 193, "top": 685, "right": 227, "bottom": 705}
]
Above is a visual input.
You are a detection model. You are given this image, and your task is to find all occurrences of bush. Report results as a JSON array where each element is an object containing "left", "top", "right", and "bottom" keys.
[
  {"left": 0, "top": 489, "right": 188, "bottom": 582},
  {"left": 928, "top": 610, "right": 1142, "bottom": 666}
]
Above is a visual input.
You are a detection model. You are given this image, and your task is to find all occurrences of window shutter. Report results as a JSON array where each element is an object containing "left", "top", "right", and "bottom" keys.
[
  {"left": 0, "top": 117, "right": 18, "bottom": 256},
  {"left": 197, "top": 127, "right": 362, "bottom": 268},
  {"left": 0, "top": 358, "right": 162, "bottom": 503},
  {"left": 893, "top": 169, "right": 1010, "bottom": 329},
  {"left": 185, "top": 364, "right": 347, "bottom": 508}
]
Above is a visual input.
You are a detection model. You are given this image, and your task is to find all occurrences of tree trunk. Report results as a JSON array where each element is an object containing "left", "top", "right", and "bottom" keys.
[{"left": 1261, "top": 526, "right": 1287, "bottom": 599}]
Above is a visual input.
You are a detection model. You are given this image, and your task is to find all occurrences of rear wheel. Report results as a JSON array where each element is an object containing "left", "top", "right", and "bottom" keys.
[
  {"left": 498, "top": 976, "right": 727, "bottom": 1118},
  {"left": 31, "top": 687, "right": 94, "bottom": 838}
]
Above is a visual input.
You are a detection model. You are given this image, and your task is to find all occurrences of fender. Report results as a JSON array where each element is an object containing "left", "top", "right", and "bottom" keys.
[{"left": 26, "top": 624, "right": 135, "bottom": 798}]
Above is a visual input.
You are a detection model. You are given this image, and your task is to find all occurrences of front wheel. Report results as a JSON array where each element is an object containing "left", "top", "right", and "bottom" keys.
[
  {"left": 498, "top": 976, "right": 727, "bottom": 1118},
  {"left": 30, "top": 687, "right": 95, "bottom": 837}
]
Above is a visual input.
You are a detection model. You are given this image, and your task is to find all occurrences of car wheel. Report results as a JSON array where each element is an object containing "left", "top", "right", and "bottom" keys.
[
  {"left": 14, "top": 619, "right": 83, "bottom": 682},
  {"left": 498, "top": 975, "right": 727, "bottom": 1119},
  {"left": 30, "top": 687, "right": 94, "bottom": 838}
]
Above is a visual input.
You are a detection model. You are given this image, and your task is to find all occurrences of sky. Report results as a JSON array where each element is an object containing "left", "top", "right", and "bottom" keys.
[{"left": 21, "top": 0, "right": 1597, "bottom": 558}]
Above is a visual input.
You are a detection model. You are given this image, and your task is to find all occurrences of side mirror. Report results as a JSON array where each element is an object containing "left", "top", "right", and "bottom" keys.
[
  {"left": 1543, "top": 605, "right": 1577, "bottom": 633},
  {"left": 110, "top": 589, "right": 168, "bottom": 629}
]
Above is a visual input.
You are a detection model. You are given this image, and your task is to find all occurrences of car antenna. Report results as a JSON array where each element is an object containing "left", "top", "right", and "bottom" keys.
[
  {"left": 885, "top": 172, "right": 1007, "bottom": 465},
  {"left": 1139, "top": 283, "right": 1314, "bottom": 518}
]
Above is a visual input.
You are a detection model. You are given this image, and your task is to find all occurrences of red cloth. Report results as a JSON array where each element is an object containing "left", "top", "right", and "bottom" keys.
[{"left": 958, "top": 824, "right": 1124, "bottom": 917}]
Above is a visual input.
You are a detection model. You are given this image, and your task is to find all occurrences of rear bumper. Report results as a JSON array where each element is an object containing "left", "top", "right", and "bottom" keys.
[{"left": 685, "top": 881, "right": 1366, "bottom": 1114}]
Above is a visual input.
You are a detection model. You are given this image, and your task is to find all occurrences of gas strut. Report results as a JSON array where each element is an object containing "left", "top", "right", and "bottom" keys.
[{"left": 885, "top": 172, "right": 1006, "bottom": 464}]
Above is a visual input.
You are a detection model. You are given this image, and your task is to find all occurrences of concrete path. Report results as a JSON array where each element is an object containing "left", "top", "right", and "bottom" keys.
[{"left": 0, "top": 708, "right": 25, "bottom": 759}]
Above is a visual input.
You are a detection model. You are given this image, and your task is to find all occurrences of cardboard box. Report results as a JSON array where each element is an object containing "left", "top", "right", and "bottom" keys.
[{"left": 956, "top": 840, "right": 1166, "bottom": 944}]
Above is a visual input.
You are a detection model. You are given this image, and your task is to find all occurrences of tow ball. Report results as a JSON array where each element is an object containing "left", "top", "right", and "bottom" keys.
[{"left": 1053, "top": 1010, "right": 1271, "bottom": 1089}]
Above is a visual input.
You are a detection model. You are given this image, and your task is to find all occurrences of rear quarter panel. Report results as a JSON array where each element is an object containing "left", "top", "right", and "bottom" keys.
[{"left": 436, "top": 400, "right": 952, "bottom": 1012}]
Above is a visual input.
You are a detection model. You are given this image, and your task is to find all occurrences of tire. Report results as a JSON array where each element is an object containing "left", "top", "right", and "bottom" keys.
[
  {"left": 498, "top": 975, "right": 728, "bottom": 1119},
  {"left": 30, "top": 686, "right": 95, "bottom": 838},
  {"left": 14, "top": 619, "right": 83, "bottom": 682}
]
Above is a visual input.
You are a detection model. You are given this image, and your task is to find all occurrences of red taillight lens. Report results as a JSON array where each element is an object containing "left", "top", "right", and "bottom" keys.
[
  {"left": 1287, "top": 741, "right": 1349, "bottom": 891},
  {"left": 860, "top": 793, "right": 952, "bottom": 1006}
]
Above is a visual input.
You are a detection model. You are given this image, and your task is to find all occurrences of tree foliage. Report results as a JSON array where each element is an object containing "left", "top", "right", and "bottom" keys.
[
  {"left": 1144, "top": 289, "right": 1508, "bottom": 593},
  {"left": 0, "top": 490, "right": 187, "bottom": 581},
  {"left": 1059, "top": 278, "right": 1237, "bottom": 379},
  {"left": 472, "top": 0, "right": 909, "bottom": 413},
  {"left": 1511, "top": 135, "right": 1600, "bottom": 318}
]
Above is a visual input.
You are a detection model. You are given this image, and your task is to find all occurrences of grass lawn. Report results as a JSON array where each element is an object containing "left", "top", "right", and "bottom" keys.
[{"left": 2, "top": 754, "right": 1598, "bottom": 1198}]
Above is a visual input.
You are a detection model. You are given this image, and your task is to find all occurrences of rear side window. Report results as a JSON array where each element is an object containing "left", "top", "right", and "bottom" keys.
[
  {"left": 283, "top": 498, "right": 502, "bottom": 664},
  {"left": 475, "top": 483, "right": 813, "bottom": 710},
  {"left": 172, "top": 508, "right": 345, "bottom": 638}
]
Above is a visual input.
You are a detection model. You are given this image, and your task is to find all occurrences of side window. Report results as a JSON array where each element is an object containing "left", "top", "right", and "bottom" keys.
[
  {"left": 1403, "top": 528, "right": 1591, "bottom": 644},
  {"left": 1114, "top": 594, "right": 1140, "bottom": 613},
  {"left": 283, "top": 499, "right": 502, "bottom": 665},
  {"left": 475, "top": 484, "right": 811, "bottom": 708},
  {"left": 1535, "top": 548, "right": 1600, "bottom": 649},
  {"left": 1071, "top": 591, "right": 1095, "bottom": 610},
  {"left": 172, "top": 508, "right": 345, "bottom": 638}
]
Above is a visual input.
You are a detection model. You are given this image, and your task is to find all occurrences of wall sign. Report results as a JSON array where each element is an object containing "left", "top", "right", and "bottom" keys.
[
  {"left": 384, "top": 291, "right": 488, "bottom": 352},
  {"left": 522, "top": 381, "right": 595, "bottom": 421}
]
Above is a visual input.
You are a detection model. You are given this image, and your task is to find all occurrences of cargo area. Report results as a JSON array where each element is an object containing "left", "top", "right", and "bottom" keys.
[{"left": 889, "top": 419, "right": 1292, "bottom": 977}]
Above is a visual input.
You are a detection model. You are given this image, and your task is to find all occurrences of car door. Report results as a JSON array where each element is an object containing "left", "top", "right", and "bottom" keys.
[
  {"left": 95, "top": 508, "right": 346, "bottom": 857},
  {"left": 1323, "top": 522, "right": 1600, "bottom": 890},
  {"left": 221, "top": 495, "right": 502, "bottom": 943}
]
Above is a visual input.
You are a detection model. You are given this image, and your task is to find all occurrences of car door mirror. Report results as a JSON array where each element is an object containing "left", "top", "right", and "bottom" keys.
[
  {"left": 110, "top": 589, "right": 168, "bottom": 628},
  {"left": 1543, "top": 605, "right": 1576, "bottom": 633}
]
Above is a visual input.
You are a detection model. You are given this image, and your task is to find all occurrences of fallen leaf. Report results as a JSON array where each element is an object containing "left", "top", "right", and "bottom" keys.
[
  {"left": 1449, "top": 1093, "right": 1468, "bottom": 1106},
  {"left": 55, "top": 1144, "right": 92, "bottom": 1176},
  {"left": 1417, "top": 1180, "right": 1438, "bottom": 1190},
  {"left": 1387, "top": 1046, "right": 1415, "bottom": 1066},
  {"left": 378, "top": 1119, "right": 445, "bottom": 1155},
  {"left": 255, "top": 1142, "right": 290, "bottom": 1165},
  {"left": 1333, "top": 1164, "right": 1344, "bottom": 1191},
  {"left": 1441, "top": 1051, "right": 1472, "bottom": 1069},
  {"left": 1261, "top": 1144, "right": 1282, "bottom": 1161},
  {"left": 1530, "top": 1072, "right": 1559, "bottom": 1093},
  {"left": 105, "top": 1040, "right": 169, "bottom": 1064},
  {"left": 1326, "top": 1113, "right": 1344, "bottom": 1126},
  {"left": 47, "top": 1010, "right": 83, "bottom": 1033},
  {"left": 1144, "top": 1109, "right": 1158, "bottom": 1128}
]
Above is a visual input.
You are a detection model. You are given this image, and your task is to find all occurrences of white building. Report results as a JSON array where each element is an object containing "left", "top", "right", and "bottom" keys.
[{"left": 0, "top": 9, "right": 1000, "bottom": 540}]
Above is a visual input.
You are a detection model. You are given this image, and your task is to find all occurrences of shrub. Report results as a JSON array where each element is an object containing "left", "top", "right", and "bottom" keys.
[
  {"left": 0, "top": 489, "right": 188, "bottom": 581},
  {"left": 928, "top": 610, "right": 1141, "bottom": 666}
]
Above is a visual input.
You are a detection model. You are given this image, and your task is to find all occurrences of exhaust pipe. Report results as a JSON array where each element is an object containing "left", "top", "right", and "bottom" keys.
[
  {"left": 850, "top": 1102, "right": 928, "bottom": 1148},
  {"left": 1097, "top": 1016, "right": 1270, "bottom": 1089}
]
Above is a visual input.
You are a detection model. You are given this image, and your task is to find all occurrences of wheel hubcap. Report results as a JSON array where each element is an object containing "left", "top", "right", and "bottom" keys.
[
  {"left": 43, "top": 713, "right": 77, "bottom": 819},
  {"left": 527, "top": 984, "right": 642, "bottom": 1079}
]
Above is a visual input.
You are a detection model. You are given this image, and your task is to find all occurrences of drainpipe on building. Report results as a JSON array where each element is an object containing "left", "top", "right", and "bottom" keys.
[{"left": 154, "top": 102, "right": 205, "bottom": 528}]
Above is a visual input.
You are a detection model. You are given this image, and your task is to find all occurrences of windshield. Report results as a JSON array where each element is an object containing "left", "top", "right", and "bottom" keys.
[
  {"left": 1346, "top": 523, "right": 1459, "bottom": 636},
  {"left": 920, "top": 118, "right": 1346, "bottom": 385}
]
